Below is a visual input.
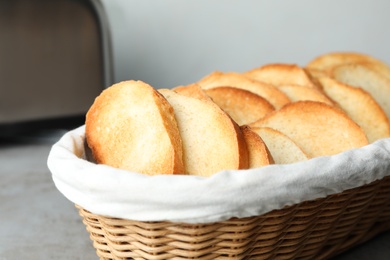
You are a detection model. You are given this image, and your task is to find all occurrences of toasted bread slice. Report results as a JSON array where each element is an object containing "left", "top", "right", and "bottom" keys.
[
  {"left": 317, "top": 76, "right": 390, "bottom": 142},
  {"left": 159, "top": 88, "right": 249, "bottom": 176},
  {"left": 277, "top": 85, "right": 334, "bottom": 106},
  {"left": 244, "top": 63, "right": 318, "bottom": 88},
  {"left": 197, "top": 71, "right": 290, "bottom": 109},
  {"left": 240, "top": 125, "right": 273, "bottom": 168},
  {"left": 330, "top": 63, "right": 390, "bottom": 119},
  {"left": 204, "top": 87, "right": 275, "bottom": 125},
  {"left": 307, "top": 51, "right": 368, "bottom": 72},
  {"left": 251, "top": 127, "right": 309, "bottom": 163},
  {"left": 307, "top": 52, "right": 390, "bottom": 77},
  {"left": 250, "top": 101, "right": 368, "bottom": 157},
  {"left": 85, "top": 80, "right": 184, "bottom": 175}
]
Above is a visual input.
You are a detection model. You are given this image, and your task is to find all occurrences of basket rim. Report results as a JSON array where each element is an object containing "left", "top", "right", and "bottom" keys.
[
  {"left": 75, "top": 175, "right": 390, "bottom": 259},
  {"left": 48, "top": 126, "right": 390, "bottom": 224}
]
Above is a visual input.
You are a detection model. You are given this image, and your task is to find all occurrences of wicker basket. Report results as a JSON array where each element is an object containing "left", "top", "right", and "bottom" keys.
[{"left": 77, "top": 175, "right": 390, "bottom": 260}]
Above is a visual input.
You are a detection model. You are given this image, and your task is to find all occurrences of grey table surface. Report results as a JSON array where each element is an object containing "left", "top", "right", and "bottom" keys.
[{"left": 0, "top": 129, "right": 389, "bottom": 260}]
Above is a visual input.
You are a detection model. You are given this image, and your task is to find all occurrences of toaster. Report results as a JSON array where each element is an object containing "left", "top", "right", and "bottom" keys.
[{"left": 0, "top": 0, "right": 113, "bottom": 134}]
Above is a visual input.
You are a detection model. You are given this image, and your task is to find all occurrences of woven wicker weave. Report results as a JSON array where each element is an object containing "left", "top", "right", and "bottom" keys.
[{"left": 77, "top": 175, "right": 390, "bottom": 260}]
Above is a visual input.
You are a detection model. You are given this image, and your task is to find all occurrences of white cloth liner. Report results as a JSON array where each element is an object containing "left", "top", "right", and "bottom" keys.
[{"left": 47, "top": 125, "right": 390, "bottom": 224}]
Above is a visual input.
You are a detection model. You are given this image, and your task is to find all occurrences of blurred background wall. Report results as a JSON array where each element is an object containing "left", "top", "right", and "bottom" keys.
[{"left": 100, "top": 0, "right": 390, "bottom": 89}]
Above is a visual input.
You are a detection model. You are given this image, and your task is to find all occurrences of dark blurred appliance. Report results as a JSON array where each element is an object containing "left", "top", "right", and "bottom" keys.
[{"left": 0, "top": 0, "right": 113, "bottom": 133}]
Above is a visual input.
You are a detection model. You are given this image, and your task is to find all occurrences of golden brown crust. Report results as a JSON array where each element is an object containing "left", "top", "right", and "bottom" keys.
[
  {"left": 307, "top": 51, "right": 382, "bottom": 73},
  {"left": 233, "top": 120, "right": 250, "bottom": 171},
  {"left": 197, "top": 71, "right": 290, "bottom": 109},
  {"left": 240, "top": 125, "right": 273, "bottom": 168},
  {"left": 204, "top": 86, "right": 275, "bottom": 125},
  {"left": 244, "top": 63, "right": 319, "bottom": 88},
  {"left": 85, "top": 80, "right": 184, "bottom": 175}
]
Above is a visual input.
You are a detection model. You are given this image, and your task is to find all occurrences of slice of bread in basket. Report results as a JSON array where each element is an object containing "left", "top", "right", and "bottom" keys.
[
  {"left": 240, "top": 125, "right": 274, "bottom": 168},
  {"left": 85, "top": 80, "right": 184, "bottom": 175},
  {"left": 204, "top": 86, "right": 275, "bottom": 125},
  {"left": 244, "top": 63, "right": 319, "bottom": 88},
  {"left": 250, "top": 101, "right": 369, "bottom": 157},
  {"left": 197, "top": 71, "right": 290, "bottom": 109},
  {"left": 251, "top": 126, "right": 309, "bottom": 163},
  {"left": 159, "top": 88, "right": 249, "bottom": 176},
  {"left": 317, "top": 76, "right": 390, "bottom": 143},
  {"left": 307, "top": 52, "right": 369, "bottom": 72},
  {"left": 330, "top": 63, "right": 390, "bottom": 119},
  {"left": 307, "top": 51, "right": 390, "bottom": 78}
]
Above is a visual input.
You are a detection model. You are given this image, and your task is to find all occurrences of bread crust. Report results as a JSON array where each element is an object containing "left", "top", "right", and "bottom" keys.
[
  {"left": 307, "top": 51, "right": 388, "bottom": 74},
  {"left": 245, "top": 63, "right": 318, "bottom": 88},
  {"left": 85, "top": 80, "right": 184, "bottom": 175},
  {"left": 204, "top": 86, "right": 275, "bottom": 125},
  {"left": 197, "top": 71, "right": 290, "bottom": 109},
  {"left": 240, "top": 125, "right": 273, "bottom": 168}
]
